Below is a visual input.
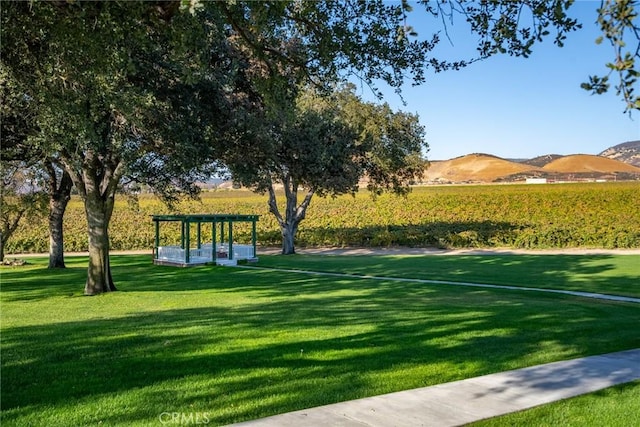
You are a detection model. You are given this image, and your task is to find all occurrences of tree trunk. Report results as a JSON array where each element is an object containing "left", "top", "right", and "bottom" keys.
[
  {"left": 280, "top": 221, "right": 298, "bottom": 255},
  {"left": 61, "top": 151, "right": 123, "bottom": 295},
  {"left": 48, "top": 205, "right": 66, "bottom": 268},
  {"left": 0, "top": 210, "right": 25, "bottom": 263},
  {"left": 47, "top": 168, "right": 73, "bottom": 269},
  {"left": 84, "top": 194, "right": 116, "bottom": 295},
  {"left": 48, "top": 201, "right": 67, "bottom": 269},
  {"left": 267, "top": 178, "right": 314, "bottom": 255}
]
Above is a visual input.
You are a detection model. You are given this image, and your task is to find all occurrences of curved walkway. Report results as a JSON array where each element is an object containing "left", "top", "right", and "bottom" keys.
[{"left": 231, "top": 349, "right": 640, "bottom": 427}]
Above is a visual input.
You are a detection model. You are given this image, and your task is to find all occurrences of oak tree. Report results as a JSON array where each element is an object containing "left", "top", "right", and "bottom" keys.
[
  {"left": 227, "top": 86, "right": 426, "bottom": 254},
  {"left": 1, "top": 69, "right": 74, "bottom": 268},
  {"left": 1, "top": 1, "right": 237, "bottom": 293}
]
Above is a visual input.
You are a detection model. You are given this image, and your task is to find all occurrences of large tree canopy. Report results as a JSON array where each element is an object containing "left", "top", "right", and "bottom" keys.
[
  {"left": 211, "top": 0, "right": 582, "bottom": 95},
  {"left": 1, "top": 1, "right": 249, "bottom": 293},
  {"left": 1, "top": 63, "right": 74, "bottom": 268},
  {"left": 218, "top": 0, "right": 637, "bottom": 111}
]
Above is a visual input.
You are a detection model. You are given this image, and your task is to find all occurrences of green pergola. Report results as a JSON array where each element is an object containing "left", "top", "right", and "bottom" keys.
[{"left": 151, "top": 214, "right": 259, "bottom": 266}]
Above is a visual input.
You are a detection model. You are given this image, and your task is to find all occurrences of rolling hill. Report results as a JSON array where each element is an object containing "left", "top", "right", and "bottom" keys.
[
  {"left": 542, "top": 154, "right": 640, "bottom": 174},
  {"left": 599, "top": 140, "right": 640, "bottom": 167},
  {"left": 422, "top": 152, "right": 640, "bottom": 184},
  {"left": 423, "top": 153, "right": 541, "bottom": 183}
]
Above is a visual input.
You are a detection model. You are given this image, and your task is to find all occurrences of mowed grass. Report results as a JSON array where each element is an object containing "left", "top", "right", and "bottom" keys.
[
  {"left": 471, "top": 380, "right": 640, "bottom": 427},
  {"left": 1, "top": 254, "right": 639, "bottom": 426},
  {"left": 258, "top": 254, "right": 640, "bottom": 298}
]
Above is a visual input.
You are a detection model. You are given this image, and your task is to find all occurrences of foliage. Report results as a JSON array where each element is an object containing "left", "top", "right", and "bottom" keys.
[
  {"left": 0, "top": 163, "right": 47, "bottom": 261},
  {"left": 226, "top": 85, "right": 427, "bottom": 254},
  {"left": 1, "top": 1, "right": 230, "bottom": 201},
  {"left": 5, "top": 182, "right": 640, "bottom": 254},
  {"left": 1, "top": 255, "right": 639, "bottom": 425},
  {"left": 581, "top": 0, "right": 640, "bottom": 112},
  {"left": 329, "top": 85, "right": 428, "bottom": 196},
  {"left": 0, "top": 0, "right": 250, "bottom": 292},
  {"left": 426, "top": 0, "right": 580, "bottom": 57},
  {"left": 210, "top": 0, "right": 582, "bottom": 97}
]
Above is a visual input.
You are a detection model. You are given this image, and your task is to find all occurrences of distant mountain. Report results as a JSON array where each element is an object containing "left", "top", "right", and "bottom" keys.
[
  {"left": 423, "top": 153, "right": 541, "bottom": 183},
  {"left": 599, "top": 140, "right": 640, "bottom": 167},
  {"left": 542, "top": 154, "right": 640, "bottom": 174},
  {"left": 521, "top": 154, "right": 564, "bottom": 168},
  {"left": 422, "top": 152, "right": 640, "bottom": 184}
]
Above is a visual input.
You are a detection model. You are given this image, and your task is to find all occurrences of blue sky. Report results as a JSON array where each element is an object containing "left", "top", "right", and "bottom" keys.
[{"left": 359, "top": 1, "right": 640, "bottom": 160}]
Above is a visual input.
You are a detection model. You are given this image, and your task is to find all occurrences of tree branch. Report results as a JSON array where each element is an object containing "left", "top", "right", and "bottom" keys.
[
  {"left": 295, "top": 187, "right": 315, "bottom": 223},
  {"left": 267, "top": 182, "right": 284, "bottom": 226}
]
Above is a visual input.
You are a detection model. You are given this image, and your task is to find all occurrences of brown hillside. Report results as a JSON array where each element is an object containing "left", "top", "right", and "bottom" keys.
[
  {"left": 542, "top": 154, "right": 640, "bottom": 173},
  {"left": 424, "top": 153, "right": 541, "bottom": 183}
]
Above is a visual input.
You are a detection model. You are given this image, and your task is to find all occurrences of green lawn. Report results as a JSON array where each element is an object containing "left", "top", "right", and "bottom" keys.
[
  {"left": 257, "top": 254, "right": 640, "bottom": 298},
  {"left": 471, "top": 380, "right": 640, "bottom": 427},
  {"left": 1, "top": 254, "right": 639, "bottom": 426}
]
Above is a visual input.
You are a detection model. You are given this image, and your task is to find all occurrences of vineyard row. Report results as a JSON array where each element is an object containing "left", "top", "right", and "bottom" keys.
[{"left": 6, "top": 182, "right": 640, "bottom": 253}]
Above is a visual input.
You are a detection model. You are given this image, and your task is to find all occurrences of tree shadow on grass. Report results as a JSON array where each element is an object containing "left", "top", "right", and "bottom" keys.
[
  {"left": 256, "top": 253, "right": 640, "bottom": 298},
  {"left": 3, "top": 252, "right": 638, "bottom": 302},
  {"left": 2, "top": 262, "right": 639, "bottom": 425}
]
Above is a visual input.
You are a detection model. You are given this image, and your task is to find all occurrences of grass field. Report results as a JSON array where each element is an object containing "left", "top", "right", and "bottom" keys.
[
  {"left": 257, "top": 254, "right": 640, "bottom": 298},
  {"left": 2, "top": 254, "right": 639, "bottom": 426}
]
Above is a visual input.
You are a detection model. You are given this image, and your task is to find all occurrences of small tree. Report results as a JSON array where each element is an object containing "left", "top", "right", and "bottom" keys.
[
  {"left": 1, "top": 66, "right": 72, "bottom": 267},
  {"left": 0, "top": 163, "right": 47, "bottom": 261},
  {"left": 43, "top": 162, "right": 73, "bottom": 268}
]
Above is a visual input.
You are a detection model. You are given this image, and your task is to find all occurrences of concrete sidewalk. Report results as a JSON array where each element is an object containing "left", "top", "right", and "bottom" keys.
[{"left": 231, "top": 349, "right": 640, "bottom": 427}]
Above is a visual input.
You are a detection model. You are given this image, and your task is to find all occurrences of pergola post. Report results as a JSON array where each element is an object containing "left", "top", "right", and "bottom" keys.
[
  {"left": 252, "top": 219, "right": 257, "bottom": 259},
  {"left": 185, "top": 219, "right": 191, "bottom": 264},
  {"left": 196, "top": 223, "right": 202, "bottom": 249},
  {"left": 228, "top": 220, "right": 234, "bottom": 260},
  {"left": 154, "top": 220, "right": 159, "bottom": 260},
  {"left": 180, "top": 221, "right": 185, "bottom": 249},
  {"left": 211, "top": 220, "right": 216, "bottom": 262}
]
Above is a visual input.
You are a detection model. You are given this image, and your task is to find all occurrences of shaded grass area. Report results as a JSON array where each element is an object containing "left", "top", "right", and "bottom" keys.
[
  {"left": 1, "top": 255, "right": 639, "bottom": 426},
  {"left": 256, "top": 254, "right": 640, "bottom": 298},
  {"left": 471, "top": 380, "right": 640, "bottom": 427}
]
